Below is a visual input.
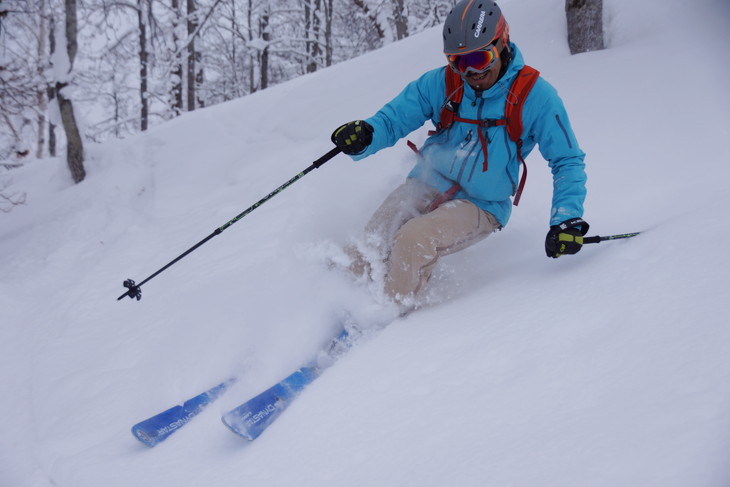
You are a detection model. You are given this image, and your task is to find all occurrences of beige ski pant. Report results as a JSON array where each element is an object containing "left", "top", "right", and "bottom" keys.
[{"left": 346, "top": 179, "right": 500, "bottom": 304}]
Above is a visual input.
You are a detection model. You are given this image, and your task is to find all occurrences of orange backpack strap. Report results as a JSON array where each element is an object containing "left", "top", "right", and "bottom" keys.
[
  {"left": 505, "top": 65, "right": 540, "bottom": 205},
  {"left": 409, "top": 65, "right": 540, "bottom": 206},
  {"left": 409, "top": 67, "right": 464, "bottom": 151},
  {"left": 505, "top": 65, "right": 540, "bottom": 142},
  {"left": 437, "top": 68, "right": 465, "bottom": 131}
]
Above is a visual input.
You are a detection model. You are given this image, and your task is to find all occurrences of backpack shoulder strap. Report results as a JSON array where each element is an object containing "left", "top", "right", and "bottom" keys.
[
  {"left": 437, "top": 68, "right": 465, "bottom": 131},
  {"left": 504, "top": 65, "right": 540, "bottom": 206},
  {"left": 413, "top": 65, "right": 540, "bottom": 206},
  {"left": 505, "top": 65, "right": 540, "bottom": 142}
]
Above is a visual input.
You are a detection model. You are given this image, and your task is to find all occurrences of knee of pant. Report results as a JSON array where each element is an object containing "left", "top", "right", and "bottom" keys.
[
  {"left": 392, "top": 218, "right": 439, "bottom": 256},
  {"left": 344, "top": 245, "right": 371, "bottom": 280}
]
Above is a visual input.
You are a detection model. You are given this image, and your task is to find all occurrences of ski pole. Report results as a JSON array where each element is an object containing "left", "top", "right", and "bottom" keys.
[
  {"left": 583, "top": 232, "right": 641, "bottom": 244},
  {"left": 117, "top": 147, "right": 342, "bottom": 301}
]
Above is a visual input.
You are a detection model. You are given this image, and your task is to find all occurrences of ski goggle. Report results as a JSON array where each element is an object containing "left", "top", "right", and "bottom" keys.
[{"left": 446, "top": 43, "right": 501, "bottom": 76}]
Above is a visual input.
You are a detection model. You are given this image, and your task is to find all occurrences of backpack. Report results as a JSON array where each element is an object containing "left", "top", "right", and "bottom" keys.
[{"left": 409, "top": 65, "right": 540, "bottom": 207}]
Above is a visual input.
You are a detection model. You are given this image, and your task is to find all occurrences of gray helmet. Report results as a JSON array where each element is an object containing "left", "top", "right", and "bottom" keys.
[{"left": 443, "top": 0, "right": 509, "bottom": 55}]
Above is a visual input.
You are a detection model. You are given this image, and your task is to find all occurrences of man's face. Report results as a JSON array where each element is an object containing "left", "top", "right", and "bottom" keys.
[{"left": 463, "top": 55, "right": 502, "bottom": 92}]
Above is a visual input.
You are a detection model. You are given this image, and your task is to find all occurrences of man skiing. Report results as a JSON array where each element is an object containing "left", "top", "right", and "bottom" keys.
[{"left": 331, "top": 0, "right": 588, "bottom": 309}]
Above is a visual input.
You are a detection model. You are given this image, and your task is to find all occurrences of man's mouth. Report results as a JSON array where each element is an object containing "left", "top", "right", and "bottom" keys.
[{"left": 468, "top": 70, "right": 490, "bottom": 81}]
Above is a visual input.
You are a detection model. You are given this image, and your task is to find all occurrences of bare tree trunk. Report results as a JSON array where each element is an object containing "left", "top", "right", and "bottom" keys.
[
  {"left": 195, "top": 53, "right": 204, "bottom": 108},
  {"left": 259, "top": 5, "right": 269, "bottom": 90},
  {"left": 57, "top": 0, "right": 85, "bottom": 183},
  {"left": 305, "top": 0, "right": 322, "bottom": 73},
  {"left": 324, "top": 0, "right": 332, "bottom": 67},
  {"left": 187, "top": 0, "right": 197, "bottom": 110},
  {"left": 392, "top": 0, "right": 408, "bottom": 41},
  {"left": 247, "top": 0, "right": 255, "bottom": 92},
  {"left": 36, "top": 0, "right": 48, "bottom": 158},
  {"left": 171, "top": 0, "right": 183, "bottom": 115},
  {"left": 304, "top": 0, "right": 313, "bottom": 72},
  {"left": 137, "top": 0, "right": 149, "bottom": 130},
  {"left": 36, "top": 94, "right": 46, "bottom": 158},
  {"left": 47, "top": 88, "right": 57, "bottom": 156},
  {"left": 56, "top": 93, "right": 85, "bottom": 182},
  {"left": 47, "top": 14, "right": 57, "bottom": 157},
  {"left": 565, "top": 0, "right": 604, "bottom": 55}
]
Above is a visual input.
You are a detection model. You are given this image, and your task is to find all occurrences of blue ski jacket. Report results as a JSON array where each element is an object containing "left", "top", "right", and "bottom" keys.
[{"left": 352, "top": 44, "right": 587, "bottom": 228}]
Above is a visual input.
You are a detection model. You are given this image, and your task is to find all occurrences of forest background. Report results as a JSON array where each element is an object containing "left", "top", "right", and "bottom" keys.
[
  {"left": 1, "top": 0, "right": 458, "bottom": 159},
  {"left": 1, "top": 0, "right": 601, "bottom": 201}
]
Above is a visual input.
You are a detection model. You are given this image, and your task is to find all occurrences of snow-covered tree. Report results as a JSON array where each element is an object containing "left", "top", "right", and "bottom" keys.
[{"left": 1, "top": 0, "right": 462, "bottom": 162}]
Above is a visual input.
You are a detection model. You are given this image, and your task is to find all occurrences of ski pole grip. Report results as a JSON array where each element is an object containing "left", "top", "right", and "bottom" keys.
[
  {"left": 584, "top": 232, "right": 641, "bottom": 245},
  {"left": 313, "top": 147, "right": 342, "bottom": 168}
]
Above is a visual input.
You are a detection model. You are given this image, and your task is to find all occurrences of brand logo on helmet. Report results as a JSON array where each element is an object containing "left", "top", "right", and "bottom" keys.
[{"left": 474, "top": 11, "right": 486, "bottom": 38}]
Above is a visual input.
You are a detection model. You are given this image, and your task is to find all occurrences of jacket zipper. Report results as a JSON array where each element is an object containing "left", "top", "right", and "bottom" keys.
[{"left": 466, "top": 94, "right": 486, "bottom": 182}]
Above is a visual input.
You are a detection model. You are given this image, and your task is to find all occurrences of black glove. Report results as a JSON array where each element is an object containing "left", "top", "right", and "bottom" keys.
[
  {"left": 545, "top": 218, "right": 589, "bottom": 258},
  {"left": 331, "top": 120, "right": 373, "bottom": 155}
]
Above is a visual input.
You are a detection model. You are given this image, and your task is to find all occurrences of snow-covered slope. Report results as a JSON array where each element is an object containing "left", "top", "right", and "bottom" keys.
[{"left": 2, "top": 0, "right": 730, "bottom": 485}]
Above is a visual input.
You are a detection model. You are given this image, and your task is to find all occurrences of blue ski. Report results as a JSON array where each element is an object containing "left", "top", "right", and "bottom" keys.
[
  {"left": 222, "top": 328, "right": 354, "bottom": 440},
  {"left": 132, "top": 378, "right": 236, "bottom": 447}
]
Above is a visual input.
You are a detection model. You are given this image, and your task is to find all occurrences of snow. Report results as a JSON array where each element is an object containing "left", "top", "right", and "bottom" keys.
[{"left": 2, "top": 0, "right": 730, "bottom": 485}]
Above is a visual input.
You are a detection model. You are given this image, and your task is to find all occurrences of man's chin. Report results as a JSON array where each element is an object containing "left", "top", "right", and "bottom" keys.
[{"left": 465, "top": 69, "right": 497, "bottom": 89}]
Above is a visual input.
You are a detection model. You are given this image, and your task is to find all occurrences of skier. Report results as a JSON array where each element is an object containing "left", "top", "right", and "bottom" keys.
[{"left": 331, "top": 0, "right": 588, "bottom": 309}]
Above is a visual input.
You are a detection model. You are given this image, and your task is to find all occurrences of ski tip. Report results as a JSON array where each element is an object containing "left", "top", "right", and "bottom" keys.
[
  {"left": 131, "top": 425, "right": 159, "bottom": 447},
  {"left": 221, "top": 414, "right": 256, "bottom": 441}
]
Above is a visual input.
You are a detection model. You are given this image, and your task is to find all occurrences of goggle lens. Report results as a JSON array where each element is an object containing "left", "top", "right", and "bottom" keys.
[{"left": 447, "top": 44, "right": 500, "bottom": 75}]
